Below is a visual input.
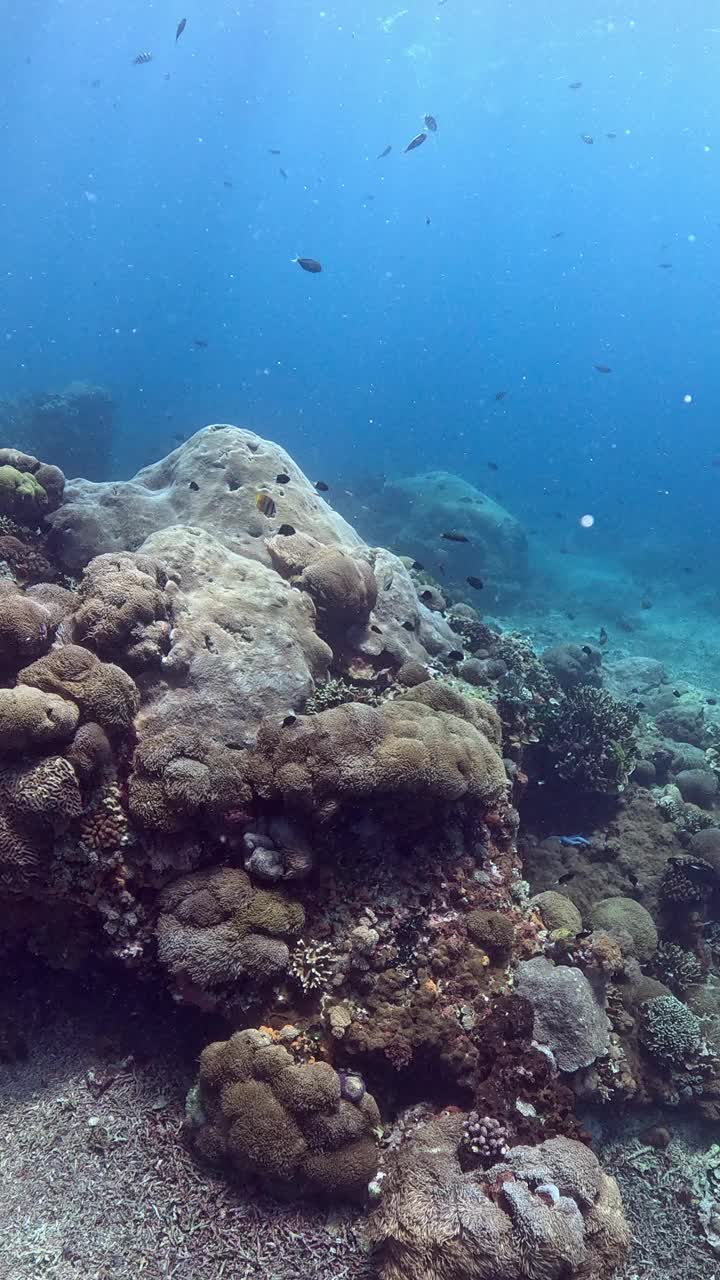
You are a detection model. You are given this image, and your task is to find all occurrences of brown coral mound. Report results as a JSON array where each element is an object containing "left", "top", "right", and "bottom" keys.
[
  {"left": 19, "top": 644, "right": 139, "bottom": 733},
  {"left": 298, "top": 548, "right": 378, "bottom": 636},
  {"left": 0, "top": 684, "right": 79, "bottom": 752},
  {"left": 368, "top": 1113, "right": 629, "bottom": 1280},
  {"left": 129, "top": 726, "right": 251, "bottom": 832},
  {"left": 189, "top": 1028, "right": 379, "bottom": 1200},
  {"left": 72, "top": 551, "right": 170, "bottom": 668},
  {"left": 156, "top": 866, "right": 305, "bottom": 1000},
  {"left": 0, "top": 584, "right": 52, "bottom": 671},
  {"left": 0, "top": 755, "right": 82, "bottom": 877},
  {"left": 250, "top": 691, "right": 507, "bottom": 824},
  {"left": 400, "top": 679, "right": 504, "bottom": 750},
  {"left": 0, "top": 448, "right": 64, "bottom": 518}
]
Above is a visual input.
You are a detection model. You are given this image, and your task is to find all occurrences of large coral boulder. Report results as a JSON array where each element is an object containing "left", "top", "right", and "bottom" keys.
[
  {"left": 188, "top": 1028, "right": 380, "bottom": 1200},
  {"left": 133, "top": 526, "right": 332, "bottom": 749},
  {"left": 371, "top": 470, "right": 529, "bottom": 602},
  {"left": 368, "top": 1114, "right": 629, "bottom": 1280},
  {"left": 249, "top": 688, "right": 508, "bottom": 826}
]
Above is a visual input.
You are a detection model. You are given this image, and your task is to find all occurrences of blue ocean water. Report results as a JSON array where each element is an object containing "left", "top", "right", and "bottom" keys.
[{"left": 2, "top": 1, "right": 719, "bottom": 676}]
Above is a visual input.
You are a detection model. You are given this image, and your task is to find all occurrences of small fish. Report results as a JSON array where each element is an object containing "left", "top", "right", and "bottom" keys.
[
  {"left": 658, "top": 262, "right": 673, "bottom": 269},
  {"left": 606, "top": 132, "right": 617, "bottom": 139},
  {"left": 172, "top": 432, "right": 186, "bottom": 442},
  {"left": 277, "top": 523, "right": 296, "bottom": 536},
  {"left": 594, "top": 363, "right": 612, "bottom": 373},
  {"left": 673, "top": 689, "right": 682, "bottom": 698},
  {"left": 425, "top": 216, "right": 431, "bottom": 225},
  {"left": 295, "top": 257, "right": 322, "bottom": 273},
  {"left": 420, "top": 589, "right": 434, "bottom": 603},
  {"left": 580, "top": 134, "right": 594, "bottom": 145},
  {"left": 447, "top": 649, "right": 465, "bottom": 662},
  {"left": 223, "top": 180, "right": 234, "bottom": 189},
  {"left": 279, "top": 168, "right": 288, "bottom": 179},
  {"left": 550, "top": 835, "right": 590, "bottom": 847},
  {"left": 256, "top": 492, "right": 276, "bottom": 517},
  {"left": 188, "top": 480, "right": 199, "bottom": 491},
  {"left": 636, "top": 701, "right": 646, "bottom": 710},
  {"left": 424, "top": 114, "right": 438, "bottom": 132},
  {"left": 314, "top": 480, "right": 329, "bottom": 491},
  {"left": 276, "top": 473, "right": 290, "bottom": 484},
  {"left": 581, "top": 645, "right": 593, "bottom": 657},
  {"left": 569, "top": 81, "right": 582, "bottom": 90},
  {"left": 193, "top": 338, "right": 208, "bottom": 348},
  {"left": 377, "top": 145, "right": 392, "bottom": 158},
  {"left": 402, "top": 620, "right": 415, "bottom": 631},
  {"left": 404, "top": 131, "right": 427, "bottom": 153},
  {"left": 466, "top": 576, "right": 484, "bottom": 590},
  {"left": 441, "top": 531, "right": 469, "bottom": 543},
  {"left": 269, "top": 149, "right": 281, "bottom": 155},
  {"left": 411, "top": 560, "right": 424, "bottom": 571},
  {"left": 487, "top": 461, "right": 499, "bottom": 471},
  {"left": 175, "top": 17, "right": 187, "bottom": 42},
  {"left": 282, "top": 713, "right": 297, "bottom": 727},
  {"left": 551, "top": 231, "right": 564, "bottom": 239},
  {"left": 90, "top": 79, "right": 101, "bottom": 88},
  {"left": 598, "top": 626, "right": 608, "bottom": 646},
  {"left": 494, "top": 391, "right": 507, "bottom": 401},
  {"left": 640, "top": 597, "right": 652, "bottom": 610},
  {"left": 133, "top": 52, "right": 153, "bottom": 64}
]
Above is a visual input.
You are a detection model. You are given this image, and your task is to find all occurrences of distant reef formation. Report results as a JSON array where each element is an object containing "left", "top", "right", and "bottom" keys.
[
  {"left": 370, "top": 469, "right": 529, "bottom": 606},
  {"left": 5, "top": 423, "right": 720, "bottom": 1274},
  {"left": 0, "top": 381, "right": 115, "bottom": 481}
]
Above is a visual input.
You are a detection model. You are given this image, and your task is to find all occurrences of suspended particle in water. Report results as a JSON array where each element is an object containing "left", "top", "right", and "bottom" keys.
[
  {"left": 683, "top": 394, "right": 693, "bottom": 403},
  {"left": 579, "top": 513, "right": 595, "bottom": 528}
]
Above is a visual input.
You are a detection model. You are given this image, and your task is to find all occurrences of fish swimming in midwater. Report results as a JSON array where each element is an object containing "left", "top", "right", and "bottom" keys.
[
  {"left": 223, "top": 180, "right": 234, "bottom": 188},
  {"left": 581, "top": 645, "right": 593, "bottom": 657},
  {"left": 193, "top": 338, "right": 208, "bottom": 348},
  {"left": 466, "top": 576, "right": 484, "bottom": 590},
  {"left": 256, "top": 492, "right": 277, "bottom": 517},
  {"left": 411, "top": 560, "right": 424, "bottom": 571},
  {"left": 404, "top": 132, "right": 427, "bottom": 153},
  {"left": 569, "top": 81, "right": 582, "bottom": 89},
  {"left": 580, "top": 134, "right": 594, "bottom": 144},
  {"left": 658, "top": 262, "right": 673, "bottom": 269},
  {"left": 269, "top": 149, "right": 281, "bottom": 155},
  {"left": 441, "top": 531, "right": 469, "bottom": 543},
  {"left": 188, "top": 480, "right": 199, "bottom": 491},
  {"left": 446, "top": 649, "right": 464, "bottom": 662},
  {"left": 424, "top": 114, "right": 438, "bottom": 132},
  {"left": 494, "top": 391, "right": 507, "bottom": 401},
  {"left": 279, "top": 168, "right": 288, "bottom": 179},
  {"left": 314, "top": 480, "right": 329, "bottom": 491},
  {"left": 133, "top": 52, "right": 153, "bottom": 64},
  {"left": 551, "top": 231, "right": 564, "bottom": 239},
  {"left": 175, "top": 18, "right": 187, "bottom": 42},
  {"left": 640, "top": 597, "right": 652, "bottom": 610},
  {"left": 295, "top": 257, "right": 322, "bottom": 273},
  {"left": 594, "top": 363, "right": 612, "bottom": 373},
  {"left": 425, "top": 216, "right": 431, "bottom": 225},
  {"left": 487, "top": 461, "right": 499, "bottom": 470},
  {"left": 606, "top": 132, "right": 617, "bottom": 139},
  {"left": 276, "top": 473, "right": 290, "bottom": 485},
  {"left": 599, "top": 626, "right": 608, "bottom": 646},
  {"left": 377, "top": 145, "right": 392, "bottom": 158}
]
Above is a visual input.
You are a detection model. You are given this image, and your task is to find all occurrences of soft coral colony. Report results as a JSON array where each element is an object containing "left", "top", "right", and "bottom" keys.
[{"left": 2, "top": 427, "right": 718, "bottom": 1277}]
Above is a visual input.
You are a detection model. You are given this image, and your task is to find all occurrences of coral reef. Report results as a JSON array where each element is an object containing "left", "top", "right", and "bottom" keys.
[
  {"left": 367, "top": 1113, "right": 629, "bottom": 1280},
  {"left": 536, "top": 685, "right": 639, "bottom": 793}
]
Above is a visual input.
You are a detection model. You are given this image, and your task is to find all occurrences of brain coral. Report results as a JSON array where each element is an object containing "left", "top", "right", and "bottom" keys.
[
  {"left": 0, "top": 448, "right": 64, "bottom": 513},
  {"left": 156, "top": 866, "right": 305, "bottom": 1001},
  {"left": 0, "top": 685, "right": 79, "bottom": 752},
  {"left": 72, "top": 551, "right": 170, "bottom": 667},
  {"left": 0, "top": 755, "right": 82, "bottom": 878},
  {"left": 367, "top": 1113, "right": 629, "bottom": 1280},
  {"left": 129, "top": 726, "right": 251, "bottom": 833},
  {"left": 19, "top": 644, "right": 139, "bottom": 734},
  {"left": 188, "top": 1027, "right": 379, "bottom": 1200},
  {"left": 249, "top": 691, "right": 507, "bottom": 824},
  {"left": 0, "top": 584, "right": 52, "bottom": 672},
  {"left": 298, "top": 548, "right": 378, "bottom": 637},
  {"left": 590, "top": 897, "right": 658, "bottom": 962}
]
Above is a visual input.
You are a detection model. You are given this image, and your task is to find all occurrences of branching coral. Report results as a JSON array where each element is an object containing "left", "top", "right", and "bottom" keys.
[
  {"left": 537, "top": 686, "right": 639, "bottom": 793},
  {"left": 651, "top": 942, "right": 703, "bottom": 995},
  {"left": 639, "top": 994, "right": 702, "bottom": 1065},
  {"left": 289, "top": 938, "right": 337, "bottom": 993}
]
